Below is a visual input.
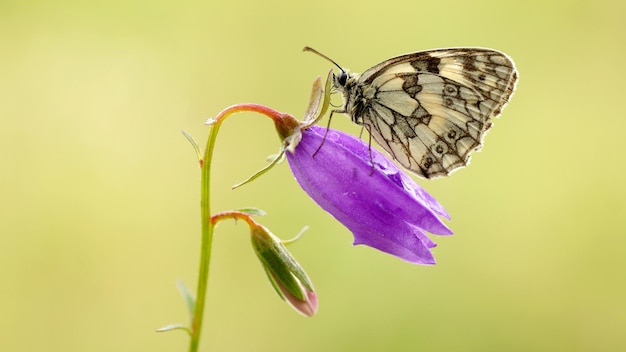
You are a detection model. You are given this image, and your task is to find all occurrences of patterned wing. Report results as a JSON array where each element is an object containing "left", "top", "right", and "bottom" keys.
[{"left": 357, "top": 48, "right": 517, "bottom": 178}]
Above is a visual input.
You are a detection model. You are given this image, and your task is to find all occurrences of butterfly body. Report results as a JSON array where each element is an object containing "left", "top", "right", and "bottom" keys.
[{"left": 329, "top": 48, "right": 518, "bottom": 179}]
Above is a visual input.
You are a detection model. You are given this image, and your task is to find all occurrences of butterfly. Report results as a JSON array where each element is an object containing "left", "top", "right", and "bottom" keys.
[{"left": 304, "top": 47, "right": 518, "bottom": 179}]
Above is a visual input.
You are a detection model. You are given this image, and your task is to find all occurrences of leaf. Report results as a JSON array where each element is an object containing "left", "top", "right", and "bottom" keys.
[
  {"left": 155, "top": 323, "right": 192, "bottom": 335},
  {"left": 176, "top": 279, "right": 195, "bottom": 322},
  {"left": 235, "top": 207, "right": 267, "bottom": 216},
  {"left": 282, "top": 226, "right": 309, "bottom": 245},
  {"left": 231, "top": 146, "right": 285, "bottom": 190},
  {"left": 301, "top": 69, "right": 333, "bottom": 128},
  {"left": 182, "top": 130, "right": 203, "bottom": 165}
]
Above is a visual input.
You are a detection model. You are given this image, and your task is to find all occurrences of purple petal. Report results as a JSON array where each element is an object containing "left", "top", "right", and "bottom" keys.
[
  {"left": 350, "top": 219, "right": 437, "bottom": 265},
  {"left": 269, "top": 270, "right": 318, "bottom": 317},
  {"left": 326, "top": 127, "right": 452, "bottom": 226},
  {"left": 286, "top": 126, "right": 453, "bottom": 264}
]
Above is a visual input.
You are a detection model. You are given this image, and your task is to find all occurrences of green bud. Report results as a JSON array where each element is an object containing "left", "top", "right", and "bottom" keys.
[{"left": 250, "top": 224, "right": 317, "bottom": 317}]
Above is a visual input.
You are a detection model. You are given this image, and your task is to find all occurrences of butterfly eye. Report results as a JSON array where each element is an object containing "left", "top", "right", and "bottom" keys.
[{"left": 337, "top": 72, "right": 348, "bottom": 86}]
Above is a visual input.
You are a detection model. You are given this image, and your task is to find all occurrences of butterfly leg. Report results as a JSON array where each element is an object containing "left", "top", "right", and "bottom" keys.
[
  {"left": 311, "top": 109, "right": 341, "bottom": 158},
  {"left": 361, "top": 124, "right": 376, "bottom": 176}
]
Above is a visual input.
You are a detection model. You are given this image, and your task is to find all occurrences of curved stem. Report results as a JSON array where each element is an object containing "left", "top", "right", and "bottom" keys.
[
  {"left": 188, "top": 103, "right": 295, "bottom": 352},
  {"left": 211, "top": 210, "right": 257, "bottom": 227}
]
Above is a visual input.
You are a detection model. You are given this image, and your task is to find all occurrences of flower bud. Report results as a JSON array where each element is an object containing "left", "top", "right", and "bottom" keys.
[{"left": 250, "top": 223, "right": 318, "bottom": 317}]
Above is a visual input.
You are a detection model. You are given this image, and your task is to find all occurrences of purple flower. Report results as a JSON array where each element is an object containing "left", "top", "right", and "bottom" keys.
[{"left": 286, "top": 126, "right": 453, "bottom": 265}]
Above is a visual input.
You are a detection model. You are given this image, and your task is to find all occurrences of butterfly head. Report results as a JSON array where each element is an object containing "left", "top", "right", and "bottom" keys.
[
  {"left": 335, "top": 70, "right": 348, "bottom": 86},
  {"left": 303, "top": 46, "right": 360, "bottom": 115},
  {"left": 303, "top": 46, "right": 353, "bottom": 90},
  {"left": 333, "top": 70, "right": 353, "bottom": 89}
]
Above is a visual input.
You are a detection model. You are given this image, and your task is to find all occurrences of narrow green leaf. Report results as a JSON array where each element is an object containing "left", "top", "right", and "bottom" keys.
[
  {"left": 301, "top": 69, "right": 333, "bottom": 128},
  {"left": 302, "top": 76, "right": 324, "bottom": 125},
  {"left": 319, "top": 69, "right": 333, "bottom": 118},
  {"left": 232, "top": 147, "right": 285, "bottom": 190},
  {"left": 181, "top": 130, "right": 203, "bottom": 164},
  {"left": 176, "top": 279, "right": 195, "bottom": 322},
  {"left": 235, "top": 207, "right": 267, "bottom": 216},
  {"left": 282, "top": 226, "right": 309, "bottom": 245},
  {"left": 156, "top": 323, "right": 192, "bottom": 335}
]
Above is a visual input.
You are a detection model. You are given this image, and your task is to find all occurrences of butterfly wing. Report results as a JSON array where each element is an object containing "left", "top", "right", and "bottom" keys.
[{"left": 355, "top": 48, "right": 518, "bottom": 178}]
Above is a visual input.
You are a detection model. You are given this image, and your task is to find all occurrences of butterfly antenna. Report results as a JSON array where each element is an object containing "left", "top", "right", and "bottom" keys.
[{"left": 303, "top": 47, "right": 346, "bottom": 73}]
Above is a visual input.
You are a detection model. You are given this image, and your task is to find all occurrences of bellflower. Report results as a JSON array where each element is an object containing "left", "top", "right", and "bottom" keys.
[{"left": 286, "top": 125, "right": 453, "bottom": 265}]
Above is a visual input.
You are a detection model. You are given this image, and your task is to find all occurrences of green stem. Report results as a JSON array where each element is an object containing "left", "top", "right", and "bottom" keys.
[
  {"left": 188, "top": 120, "right": 220, "bottom": 352},
  {"left": 187, "top": 103, "right": 290, "bottom": 352}
]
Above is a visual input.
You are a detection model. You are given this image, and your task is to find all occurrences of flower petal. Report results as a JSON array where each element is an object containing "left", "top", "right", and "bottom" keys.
[
  {"left": 350, "top": 219, "right": 437, "bottom": 265},
  {"left": 317, "top": 126, "right": 452, "bottom": 230},
  {"left": 287, "top": 126, "right": 453, "bottom": 264}
]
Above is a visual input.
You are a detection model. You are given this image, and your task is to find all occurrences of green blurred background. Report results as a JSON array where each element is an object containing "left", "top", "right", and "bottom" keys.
[{"left": 2, "top": 0, "right": 625, "bottom": 351}]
